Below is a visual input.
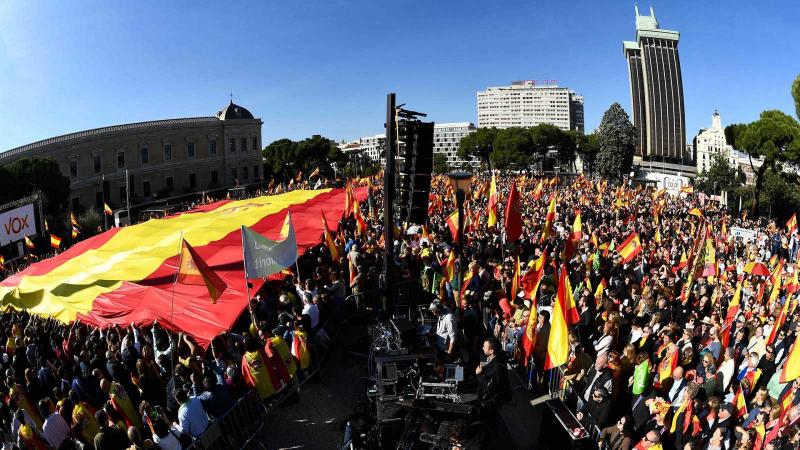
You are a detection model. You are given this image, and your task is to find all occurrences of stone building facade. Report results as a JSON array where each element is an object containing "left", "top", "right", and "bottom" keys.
[{"left": 0, "top": 102, "right": 263, "bottom": 212}]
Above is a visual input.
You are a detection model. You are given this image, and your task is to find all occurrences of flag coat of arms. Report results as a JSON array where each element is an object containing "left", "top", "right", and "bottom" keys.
[{"left": 242, "top": 212, "right": 298, "bottom": 279}]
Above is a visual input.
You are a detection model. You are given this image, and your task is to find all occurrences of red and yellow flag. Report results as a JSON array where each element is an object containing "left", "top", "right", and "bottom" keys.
[
  {"left": 443, "top": 250, "right": 456, "bottom": 283},
  {"left": 767, "top": 294, "right": 791, "bottom": 346},
  {"left": 521, "top": 295, "right": 538, "bottom": 366},
  {"left": 353, "top": 200, "right": 367, "bottom": 236},
  {"left": 103, "top": 202, "right": 113, "bottom": 216},
  {"left": 681, "top": 185, "right": 694, "bottom": 194},
  {"left": 540, "top": 193, "right": 557, "bottom": 244},
  {"left": 733, "top": 386, "right": 747, "bottom": 418},
  {"left": 177, "top": 239, "right": 228, "bottom": 303},
  {"left": 701, "top": 236, "right": 717, "bottom": 277},
  {"left": 618, "top": 232, "right": 643, "bottom": 263},
  {"left": 563, "top": 212, "right": 582, "bottom": 260},
  {"left": 721, "top": 281, "right": 742, "bottom": 348},
  {"left": 531, "top": 179, "right": 544, "bottom": 202},
  {"left": 321, "top": 211, "right": 340, "bottom": 261},
  {"left": 657, "top": 345, "right": 678, "bottom": 385},
  {"left": 487, "top": 174, "right": 499, "bottom": 228},
  {"left": 24, "top": 236, "right": 35, "bottom": 250},
  {"left": 594, "top": 278, "right": 607, "bottom": 307},
  {"left": 70, "top": 212, "right": 79, "bottom": 227},
  {"left": 778, "top": 339, "right": 798, "bottom": 382},
  {"left": 673, "top": 250, "right": 688, "bottom": 273},
  {"left": 50, "top": 235, "right": 61, "bottom": 249},
  {"left": 788, "top": 213, "right": 797, "bottom": 234},
  {"left": 520, "top": 252, "right": 546, "bottom": 300},
  {"left": 544, "top": 265, "right": 571, "bottom": 369}
]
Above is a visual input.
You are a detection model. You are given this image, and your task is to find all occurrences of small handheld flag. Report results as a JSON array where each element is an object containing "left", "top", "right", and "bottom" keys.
[{"left": 177, "top": 239, "right": 227, "bottom": 303}]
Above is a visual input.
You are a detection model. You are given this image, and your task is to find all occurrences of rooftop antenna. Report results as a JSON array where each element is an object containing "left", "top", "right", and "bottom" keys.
[{"left": 230, "top": 91, "right": 233, "bottom": 104}]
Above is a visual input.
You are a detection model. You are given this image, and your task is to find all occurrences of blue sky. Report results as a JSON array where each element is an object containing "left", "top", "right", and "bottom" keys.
[{"left": 0, "top": 0, "right": 797, "bottom": 151}]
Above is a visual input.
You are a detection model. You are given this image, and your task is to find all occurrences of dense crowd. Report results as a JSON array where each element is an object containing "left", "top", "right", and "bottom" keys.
[
  {"left": 0, "top": 176, "right": 352, "bottom": 449},
  {"left": 375, "top": 173, "right": 800, "bottom": 450},
  {"left": 4, "top": 171, "right": 800, "bottom": 450}
]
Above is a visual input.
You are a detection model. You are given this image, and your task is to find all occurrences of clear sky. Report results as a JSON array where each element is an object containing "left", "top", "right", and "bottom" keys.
[{"left": 0, "top": 0, "right": 797, "bottom": 151}]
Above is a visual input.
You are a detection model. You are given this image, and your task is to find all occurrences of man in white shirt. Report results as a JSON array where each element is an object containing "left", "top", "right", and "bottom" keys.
[
  {"left": 302, "top": 297, "right": 320, "bottom": 329},
  {"left": 429, "top": 302, "right": 457, "bottom": 356},
  {"left": 39, "top": 399, "right": 70, "bottom": 449}
]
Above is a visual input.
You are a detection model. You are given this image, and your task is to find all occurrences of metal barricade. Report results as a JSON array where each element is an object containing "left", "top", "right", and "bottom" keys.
[{"left": 190, "top": 390, "right": 267, "bottom": 450}]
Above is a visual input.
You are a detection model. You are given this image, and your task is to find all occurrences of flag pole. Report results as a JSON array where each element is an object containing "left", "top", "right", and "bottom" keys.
[
  {"left": 241, "top": 226, "right": 252, "bottom": 303},
  {"left": 170, "top": 231, "right": 183, "bottom": 371}
]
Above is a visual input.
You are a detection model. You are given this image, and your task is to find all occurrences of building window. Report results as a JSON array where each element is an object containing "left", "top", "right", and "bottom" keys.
[
  {"left": 252, "top": 137, "right": 258, "bottom": 151},
  {"left": 70, "top": 161, "right": 78, "bottom": 179},
  {"left": 211, "top": 170, "right": 218, "bottom": 185},
  {"left": 119, "top": 186, "right": 127, "bottom": 205},
  {"left": 254, "top": 165, "right": 260, "bottom": 179},
  {"left": 229, "top": 138, "right": 236, "bottom": 153},
  {"left": 143, "top": 181, "right": 151, "bottom": 197},
  {"left": 93, "top": 154, "right": 102, "bottom": 174},
  {"left": 231, "top": 168, "right": 237, "bottom": 181},
  {"left": 164, "top": 143, "right": 173, "bottom": 161},
  {"left": 166, "top": 176, "right": 174, "bottom": 190},
  {"left": 209, "top": 139, "right": 217, "bottom": 155},
  {"left": 117, "top": 151, "right": 125, "bottom": 169},
  {"left": 189, "top": 173, "right": 197, "bottom": 188},
  {"left": 141, "top": 147, "right": 149, "bottom": 164},
  {"left": 242, "top": 166, "right": 249, "bottom": 180},
  {"left": 95, "top": 192, "right": 104, "bottom": 211},
  {"left": 240, "top": 138, "right": 247, "bottom": 153},
  {"left": 71, "top": 197, "right": 80, "bottom": 212},
  {"left": 187, "top": 142, "right": 195, "bottom": 158}
]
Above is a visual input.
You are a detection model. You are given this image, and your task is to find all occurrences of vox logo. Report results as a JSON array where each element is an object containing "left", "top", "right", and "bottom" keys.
[{"left": 3, "top": 215, "right": 30, "bottom": 234}]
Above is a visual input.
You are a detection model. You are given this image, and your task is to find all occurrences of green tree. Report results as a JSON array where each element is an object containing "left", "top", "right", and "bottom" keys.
[
  {"left": 594, "top": 103, "right": 637, "bottom": 181},
  {"left": 695, "top": 154, "right": 742, "bottom": 194},
  {"left": 262, "top": 138, "right": 296, "bottom": 178},
  {"left": 490, "top": 127, "right": 533, "bottom": 170},
  {"left": 792, "top": 73, "right": 800, "bottom": 119},
  {"left": 433, "top": 153, "right": 449, "bottom": 174},
  {"left": 458, "top": 127, "right": 497, "bottom": 168},
  {"left": 77, "top": 207, "right": 102, "bottom": 235},
  {"left": 734, "top": 110, "right": 800, "bottom": 214},
  {"left": 760, "top": 169, "right": 800, "bottom": 220},
  {"left": 0, "top": 157, "right": 71, "bottom": 216},
  {"left": 262, "top": 135, "right": 342, "bottom": 181},
  {"left": 529, "top": 124, "right": 564, "bottom": 171}
]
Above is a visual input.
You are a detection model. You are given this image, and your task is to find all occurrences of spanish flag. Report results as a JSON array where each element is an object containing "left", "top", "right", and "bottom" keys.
[
  {"left": 544, "top": 265, "right": 570, "bottom": 369},
  {"left": 617, "top": 232, "right": 642, "bottom": 263},
  {"left": 70, "top": 212, "right": 79, "bottom": 227},
  {"left": 733, "top": 386, "right": 747, "bottom": 418},
  {"left": 177, "top": 239, "right": 227, "bottom": 303},
  {"left": 50, "top": 235, "right": 61, "bottom": 249},
  {"left": 520, "top": 252, "right": 546, "bottom": 300},
  {"left": 443, "top": 250, "right": 456, "bottom": 283},
  {"left": 563, "top": 212, "right": 582, "bottom": 260},
  {"left": 344, "top": 181, "right": 356, "bottom": 216},
  {"left": 657, "top": 344, "right": 678, "bottom": 385},
  {"left": 103, "top": 202, "right": 113, "bottom": 216},
  {"left": 487, "top": 174, "right": 499, "bottom": 228},
  {"left": 446, "top": 210, "right": 460, "bottom": 243},
  {"left": 701, "top": 236, "right": 717, "bottom": 277},
  {"left": 321, "top": 211, "right": 340, "bottom": 262},
  {"left": 721, "top": 281, "right": 742, "bottom": 348},
  {"left": 594, "top": 277, "right": 607, "bottom": 307},
  {"left": 71, "top": 226, "right": 79, "bottom": 239},
  {"left": 531, "top": 179, "right": 544, "bottom": 202},
  {"left": 540, "top": 193, "right": 557, "bottom": 244},
  {"left": 459, "top": 267, "right": 475, "bottom": 310},
  {"left": 767, "top": 294, "right": 791, "bottom": 346},
  {"left": 768, "top": 262, "right": 783, "bottom": 308},
  {"left": 681, "top": 185, "right": 694, "bottom": 194},
  {"left": 788, "top": 213, "right": 797, "bottom": 234},
  {"left": 672, "top": 250, "right": 688, "bottom": 273},
  {"left": 309, "top": 167, "right": 320, "bottom": 178},
  {"left": 24, "top": 236, "right": 35, "bottom": 250},
  {"left": 779, "top": 338, "right": 800, "bottom": 383},
  {"left": 0, "top": 255, "right": 4, "bottom": 270},
  {"left": 353, "top": 200, "right": 367, "bottom": 236}
]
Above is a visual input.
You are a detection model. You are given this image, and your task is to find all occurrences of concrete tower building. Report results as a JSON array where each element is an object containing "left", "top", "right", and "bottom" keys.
[{"left": 623, "top": 6, "right": 688, "bottom": 166}]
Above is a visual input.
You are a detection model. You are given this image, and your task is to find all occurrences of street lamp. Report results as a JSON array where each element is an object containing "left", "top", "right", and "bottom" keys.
[{"left": 448, "top": 171, "right": 472, "bottom": 305}]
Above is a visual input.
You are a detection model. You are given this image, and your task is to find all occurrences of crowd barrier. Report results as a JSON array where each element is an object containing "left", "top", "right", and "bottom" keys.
[{"left": 189, "top": 390, "right": 268, "bottom": 450}]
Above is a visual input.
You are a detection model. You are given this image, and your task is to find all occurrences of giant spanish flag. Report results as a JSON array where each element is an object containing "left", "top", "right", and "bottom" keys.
[{"left": 0, "top": 187, "right": 367, "bottom": 347}]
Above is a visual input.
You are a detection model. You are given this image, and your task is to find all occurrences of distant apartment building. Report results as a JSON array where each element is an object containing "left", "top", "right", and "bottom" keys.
[
  {"left": 341, "top": 134, "right": 386, "bottom": 165},
  {"left": 476, "top": 80, "right": 584, "bottom": 132},
  {"left": 434, "top": 122, "right": 477, "bottom": 168},
  {"left": 694, "top": 111, "right": 730, "bottom": 174}
]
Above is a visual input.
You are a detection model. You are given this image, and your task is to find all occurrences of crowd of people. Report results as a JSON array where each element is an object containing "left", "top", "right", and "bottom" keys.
[
  {"left": 371, "top": 173, "right": 800, "bottom": 450},
  {"left": 3, "top": 171, "right": 800, "bottom": 450}
]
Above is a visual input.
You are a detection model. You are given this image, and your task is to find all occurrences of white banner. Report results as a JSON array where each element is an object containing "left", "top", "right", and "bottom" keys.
[
  {"left": 0, "top": 204, "right": 37, "bottom": 246},
  {"left": 730, "top": 226, "right": 757, "bottom": 243}
]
